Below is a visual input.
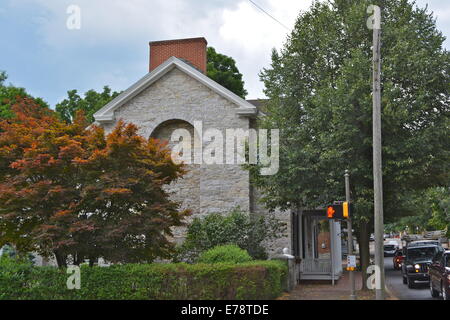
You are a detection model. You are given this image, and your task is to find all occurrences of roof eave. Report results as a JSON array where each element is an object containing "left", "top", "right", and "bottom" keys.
[{"left": 236, "top": 108, "right": 258, "bottom": 117}]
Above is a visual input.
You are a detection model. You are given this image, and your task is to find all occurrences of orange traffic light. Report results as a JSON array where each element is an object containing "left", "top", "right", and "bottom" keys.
[
  {"left": 326, "top": 202, "right": 351, "bottom": 219},
  {"left": 327, "top": 206, "right": 335, "bottom": 218},
  {"left": 343, "top": 201, "right": 349, "bottom": 218}
]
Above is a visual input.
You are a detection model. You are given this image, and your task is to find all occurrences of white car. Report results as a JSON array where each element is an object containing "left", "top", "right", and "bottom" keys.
[{"left": 384, "top": 244, "right": 398, "bottom": 256}]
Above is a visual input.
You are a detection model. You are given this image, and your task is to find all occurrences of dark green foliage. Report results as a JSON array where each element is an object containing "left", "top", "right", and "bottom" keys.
[
  {"left": 198, "top": 245, "right": 253, "bottom": 264},
  {"left": 386, "top": 187, "right": 450, "bottom": 236},
  {"left": 0, "top": 256, "right": 287, "bottom": 300},
  {"left": 0, "top": 256, "right": 34, "bottom": 300},
  {"left": 207, "top": 47, "right": 248, "bottom": 98},
  {"left": 175, "top": 209, "right": 286, "bottom": 262},
  {"left": 255, "top": 0, "right": 449, "bottom": 227},
  {"left": 253, "top": 0, "right": 449, "bottom": 288},
  {"left": 55, "top": 86, "right": 120, "bottom": 123},
  {"left": 0, "top": 71, "right": 50, "bottom": 119}
]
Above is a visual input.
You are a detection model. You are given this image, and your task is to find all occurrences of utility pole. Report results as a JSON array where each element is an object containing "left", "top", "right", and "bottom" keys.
[
  {"left": 345, "top": 170, "right": 356, "bottom": 300},
  {"left": 371, "top": 6, "right": 385, "bottom": 300}
]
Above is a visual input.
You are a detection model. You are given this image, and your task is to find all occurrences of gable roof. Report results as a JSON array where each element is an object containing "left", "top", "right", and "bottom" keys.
[{"left": 93, "top": 56, "right": 258, "bottom": 123}]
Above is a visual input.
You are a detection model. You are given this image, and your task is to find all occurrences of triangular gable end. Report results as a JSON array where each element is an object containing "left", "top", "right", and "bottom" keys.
[{"left": 93, "top": 57, "right": 257, "bottom": 123}]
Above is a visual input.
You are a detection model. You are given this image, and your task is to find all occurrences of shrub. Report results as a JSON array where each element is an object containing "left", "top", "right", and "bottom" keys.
[
  {"left": 0, "top": 258, "right": 287, "bottom": 300},
  {"left": 175, "top": 209, "right": 286, "bottom": 262},
  {"left": 198, "top": 245, "right": 252, "bottom": 264},
  {"left": 0, "top": 256, "right": 34, "bottom": 300}
]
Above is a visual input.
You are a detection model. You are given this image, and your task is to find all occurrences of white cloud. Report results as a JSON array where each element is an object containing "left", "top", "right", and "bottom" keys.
[
  {"left": 217, "top": 0, "right": 313, "bottom": 98},
  {"left": 220, "top": 2, "right": 285, "bottom": 52},
  {"left": 23, "top": 0, "right": 315, "bottom": 99},
  {"left": 8, "top": 0, "right": 450, "bottom": 102}
]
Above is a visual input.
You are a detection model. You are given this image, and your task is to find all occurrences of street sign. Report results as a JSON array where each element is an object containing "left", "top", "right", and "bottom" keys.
[{"left": 347, "top": 255, "right": 356, "bottom": 271}]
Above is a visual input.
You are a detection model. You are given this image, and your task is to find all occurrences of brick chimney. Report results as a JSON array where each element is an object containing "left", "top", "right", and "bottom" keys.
[{"left": 149, "top": 37, "right": 208, "bottom": 74}]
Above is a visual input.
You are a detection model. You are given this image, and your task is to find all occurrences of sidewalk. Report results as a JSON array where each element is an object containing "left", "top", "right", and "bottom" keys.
[{"left": 278, "top": 270, "right": 394, "bottom": 300}]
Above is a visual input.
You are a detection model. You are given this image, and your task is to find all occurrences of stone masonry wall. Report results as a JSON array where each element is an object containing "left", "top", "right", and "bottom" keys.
[{"left": 102, "top": 68, "right": 251, "bottom": 244}]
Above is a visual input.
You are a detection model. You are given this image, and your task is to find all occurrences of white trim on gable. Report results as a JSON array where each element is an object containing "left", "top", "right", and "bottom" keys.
[{"left": 93, "top": 57, "right": 257, "bottom": 123}]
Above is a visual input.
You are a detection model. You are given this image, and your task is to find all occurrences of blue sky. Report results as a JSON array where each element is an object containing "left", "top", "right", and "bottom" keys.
[{"left": 1, "top": 0, "right": 449, "bottom": 108}]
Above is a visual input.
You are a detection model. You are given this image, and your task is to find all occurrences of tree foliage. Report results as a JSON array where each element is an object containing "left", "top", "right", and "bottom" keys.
[
  {"left": 55, "top": 86, "right": 120, "bottom": 124},
  {"left": 0, "top": 71, "right": 50, "bottom": 120},
  {"left": 0, "top": 98, "right": 189, "bottom": 266},
  {"left": 254, "top": 0, "right": 449, "bottom": 221},
  {"left": 207, "top": 47, "right": 248, "bottom": 98},
  {"left": 427, "top": 188, "right": 450, "bottom": 233},
  {"left": 386, "top": 187, "right": 450, "bottom": 236},
  {"left": 252, "top": 0, "right": 449, "bottom": 284}
]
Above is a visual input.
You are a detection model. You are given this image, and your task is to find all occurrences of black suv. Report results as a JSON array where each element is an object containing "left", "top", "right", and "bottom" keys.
[{"left": 402, "top": 245, "right": 441, "bottom": 289}]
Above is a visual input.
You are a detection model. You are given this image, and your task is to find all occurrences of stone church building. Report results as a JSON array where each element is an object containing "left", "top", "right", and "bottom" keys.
[
  {"left": 92, "top": 37, "right": 342, "bottom": 281},
  {"left": 93, "top": 37, "right": 289, "bottom": 250}
]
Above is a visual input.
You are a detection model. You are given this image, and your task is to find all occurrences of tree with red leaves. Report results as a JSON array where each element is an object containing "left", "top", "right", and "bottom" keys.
[{"left": 0, "top": 97, "right": 188, "bottom": 267}]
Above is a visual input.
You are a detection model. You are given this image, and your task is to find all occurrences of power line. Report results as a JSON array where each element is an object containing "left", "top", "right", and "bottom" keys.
[{"left": 247, "top": 0, "right": 290, "bottom": 31}]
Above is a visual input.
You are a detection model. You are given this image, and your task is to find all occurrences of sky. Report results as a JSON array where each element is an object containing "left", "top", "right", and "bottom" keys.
[{"left": 0, "top": 0, "right": 449, "bottom": 108}]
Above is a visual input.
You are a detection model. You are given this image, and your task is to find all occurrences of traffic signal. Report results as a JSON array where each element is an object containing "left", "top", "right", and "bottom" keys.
[
  {"left": 326, "top": 202, "right": 350, "bottom": 219},
  {"left": 327, "top": 206, "right": 336, "bottom": 218},
  {"left": 343, "top": 201, "right": 349, "bottom": 219}
]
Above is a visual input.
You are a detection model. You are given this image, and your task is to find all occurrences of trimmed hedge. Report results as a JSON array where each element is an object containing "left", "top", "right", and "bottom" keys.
[
  {"left": 198, "top": 245, "right": 253, "bottom": 264},
  {"left": 0, "top": 258, "right": 287, "bottom": 300}
]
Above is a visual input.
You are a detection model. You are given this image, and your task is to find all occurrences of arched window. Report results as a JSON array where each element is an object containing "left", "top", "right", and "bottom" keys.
[{"left": 151, "top": 119, "right": 200, "bottom": 164}]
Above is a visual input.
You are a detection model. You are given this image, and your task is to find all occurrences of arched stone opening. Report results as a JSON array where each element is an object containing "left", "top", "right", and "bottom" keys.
[{"left": 150, "top": 119, "right": 201, "bottom": 245}]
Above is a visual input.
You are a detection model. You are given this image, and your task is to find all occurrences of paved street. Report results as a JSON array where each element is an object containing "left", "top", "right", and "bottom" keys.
[
  {"left": 384, "top": 257, "right": 438, "bottom": 300},
  {"left": 279, "top": 256, "right": 445, "bottom": 300}
]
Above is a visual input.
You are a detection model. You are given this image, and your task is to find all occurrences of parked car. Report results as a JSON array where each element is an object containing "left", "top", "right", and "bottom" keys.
[
  {"left": 393, "top": 249, "right": 405, "bottom": 270},
  {"left": 384, "top": 244, "right": 398, "bottom": 257},
  {"left": 402, "top": 245, "right": 441, "bottom": 289},
  {"left": 429, "top": 250, "right": 450, "bottom": 300}
]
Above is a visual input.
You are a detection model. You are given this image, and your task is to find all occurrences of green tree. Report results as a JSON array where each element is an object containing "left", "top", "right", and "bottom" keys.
[
  {"left": 207, "top": 47, "right": 248, "bottom": 98},
  {"left": 388, "top": 187, "right": 450, "bottom": 236},
  {"left": 0, "top": 71, "right": 49, "bottom": 119},
  {"left": 55, "top": 86, "right": 120, "bottom": 124},
  {"left": 253, "top": 0, "right": 449, "bottom": 288},
  {"left": 427, "top": 187, "right": 450, "bottom": 234}
]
